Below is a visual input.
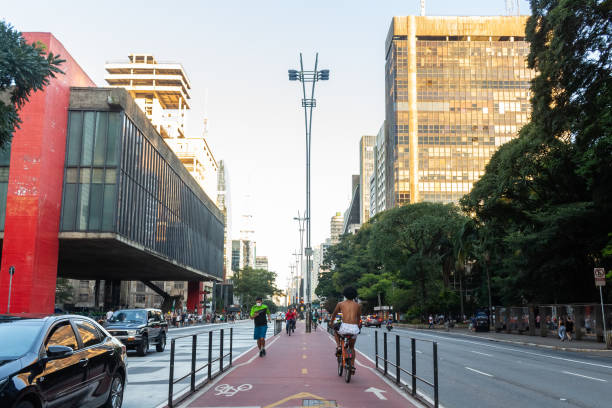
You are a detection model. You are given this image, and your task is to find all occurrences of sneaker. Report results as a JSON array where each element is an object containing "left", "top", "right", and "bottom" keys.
[
  {"left": 262, "top": 348, "right": 266, "bottom": 356},
  {"left": 259, "top": 349, "right": 264, "bottom": 357}
]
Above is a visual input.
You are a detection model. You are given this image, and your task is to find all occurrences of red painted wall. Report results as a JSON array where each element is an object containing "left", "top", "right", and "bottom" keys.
[{"left": 0, "top": 33, "right": 94, "bottom": 314}]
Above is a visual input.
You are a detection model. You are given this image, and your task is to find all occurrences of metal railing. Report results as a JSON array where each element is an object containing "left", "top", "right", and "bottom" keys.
[
  {"left": 167, "top": 327, "right": 233, "bottom": 408},
  {"left": 274, "top": 319, "right": 283, "bottom": 335},
  {"left": 374, "top": 331, "right": 439, "bottom": 408}
]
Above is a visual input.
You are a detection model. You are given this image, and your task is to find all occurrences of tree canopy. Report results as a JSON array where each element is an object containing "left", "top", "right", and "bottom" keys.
[
  {"left": 231, "top": 267, "right": 281, "bottom": 311},
  {"left": 0, "top": 20, "right": 65, "bottom": 147}
]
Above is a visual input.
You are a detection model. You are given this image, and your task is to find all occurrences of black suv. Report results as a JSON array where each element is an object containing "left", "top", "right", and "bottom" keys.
[
  {"left": 0, "top": 314, "right": 127, "bottom": 408},
  {"left": 105, "top": 309, "right": 167, "bottom": 356}
]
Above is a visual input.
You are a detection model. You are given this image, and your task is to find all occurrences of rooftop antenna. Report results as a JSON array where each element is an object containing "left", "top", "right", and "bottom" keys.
[{"left": 420, "top": 0, "right": 426, "bottom": 16}]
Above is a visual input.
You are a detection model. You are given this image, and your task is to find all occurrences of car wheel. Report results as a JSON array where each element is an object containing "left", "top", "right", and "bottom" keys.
[
  {"left": 103, "top": 372, "right": 124, "bottom": 408},
  {"left": 156, "top": 333, "right": 166, "bottom": 352},
  {"left": 15, "top": 401, "right": 35, "bottom": 408},
  {"left": 137, "top": 335, "right": 149, "bottom": 356}
]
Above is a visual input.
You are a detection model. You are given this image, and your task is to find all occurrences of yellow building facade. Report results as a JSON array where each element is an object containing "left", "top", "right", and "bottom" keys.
[{"left": 385, "top": 16, "right": 534, "bottom": 205}]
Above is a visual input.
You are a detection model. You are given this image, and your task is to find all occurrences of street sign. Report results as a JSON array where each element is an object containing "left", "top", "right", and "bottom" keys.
[{"left": 594, "top": 268, "right": 606, "bottom": 287}]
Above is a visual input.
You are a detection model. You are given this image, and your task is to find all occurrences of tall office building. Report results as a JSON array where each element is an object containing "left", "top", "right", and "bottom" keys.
[
  {"left": 231, "top": 239, "right": 256, "bottom": 272},
  {"left": 330, "top": 212, "right": 344, "bottom": 245},
  {"left": 105, "top": 55, "right": 218, "bottom": 198},
  {"left": 359, "top": 136, "right": 376, "bottom": 224},
  {"left": 255, "top": 256, "right": 269, "bottom": 271},
  {"left": 216, "top": 160, "right": 232, "bottom": 280},
  {"left": 343, "top": 175, "right": 360, "bottom": 234},
  {"left": 385, "top": 16, "right": 534, "bottom": 205},
  {"left": 370, "top": 122, "right": 388, "bottom": 218}
]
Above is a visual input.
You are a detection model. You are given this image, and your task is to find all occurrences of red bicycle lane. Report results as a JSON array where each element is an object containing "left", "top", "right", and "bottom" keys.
[{"left": 182, "top": 321, "right": 421, "bottom": 408}]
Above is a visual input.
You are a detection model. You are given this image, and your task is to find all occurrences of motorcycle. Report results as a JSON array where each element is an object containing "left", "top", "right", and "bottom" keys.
[{"left": 386, "top": 321, "right": 393, "bottom": 331}]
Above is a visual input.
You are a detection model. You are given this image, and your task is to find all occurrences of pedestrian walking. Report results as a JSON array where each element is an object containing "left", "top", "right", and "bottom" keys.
[
  {"left": 428, "top": 314, "right": 434, "bottom": 329},
  {"left": 558, "top": 318, "right": 567, "bottom": 342},
  {"left": 106, "top": 309, "right": 114, "bottom": 321},
  {"left": 565, "top": 317, "right": 574, "bottom": 341},
  {"left": 250, "top": 296, "right": 271, "bottom": 357}
]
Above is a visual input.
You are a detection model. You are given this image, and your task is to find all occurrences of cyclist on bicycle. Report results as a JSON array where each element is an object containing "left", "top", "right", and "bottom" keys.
[
  {"left": 329, "top": 286, "right": 361, "bottom": 367},
  {"left": 285, "top": 308, "right": 297, "bottom": 333}
]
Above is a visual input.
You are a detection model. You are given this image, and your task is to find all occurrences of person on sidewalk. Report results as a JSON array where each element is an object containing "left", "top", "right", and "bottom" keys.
[
  {"left": 565, "top": 316, "right": 574, "bottom": 341},
  {"left": 329, "top": 286, "right": 361, "bottom": 368},
  {"left": 250, "top": 296, "right": 271, "bottom": 357},
  {"left": 429, "top": 314, "right": 434, "bottom": 329},
  {"left": 558, "top": 318, "right": 567, "bottom": 342}
]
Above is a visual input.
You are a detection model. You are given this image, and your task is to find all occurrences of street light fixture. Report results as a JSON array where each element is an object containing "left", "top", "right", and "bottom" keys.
[{"left": 287, "top": 53, "right": 329, "bottom": 313}]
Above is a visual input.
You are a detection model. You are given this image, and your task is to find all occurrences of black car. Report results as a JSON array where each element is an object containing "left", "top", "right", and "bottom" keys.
[
  {"left": 105, "top": 309, "right": 167, "bottom": 356},
  {"left": 0, "top": 314, "right": 127, "bottom": 408}
]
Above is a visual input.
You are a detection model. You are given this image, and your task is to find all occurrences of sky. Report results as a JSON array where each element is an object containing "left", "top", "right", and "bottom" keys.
[{"left": 2, "top": 0, "right": 531, "bottom": 289}]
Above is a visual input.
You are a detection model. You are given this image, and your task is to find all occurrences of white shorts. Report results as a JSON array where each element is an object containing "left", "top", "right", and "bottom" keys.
[{"left": 338, "top": 323, "right": 360, "bottom": 336}]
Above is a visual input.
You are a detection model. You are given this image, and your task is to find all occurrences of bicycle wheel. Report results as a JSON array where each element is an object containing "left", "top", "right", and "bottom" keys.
[
  {"left": 344, "top": 351, "right": 353, "bottom": 383},
  {"left": 337, "top": 353, "right": 343, "bottom": 376}
]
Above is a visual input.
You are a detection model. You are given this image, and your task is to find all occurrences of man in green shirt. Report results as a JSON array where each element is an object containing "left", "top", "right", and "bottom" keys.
[{"left": 250, "top": 296, "right": 271, "bottom": 357}]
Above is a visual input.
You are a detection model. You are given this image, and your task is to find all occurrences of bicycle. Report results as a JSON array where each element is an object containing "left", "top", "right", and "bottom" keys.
[
  {"left": 286, "top": 319, "right": 296, "bottom": 336},
  {"left": 313, "top": 319, "right": 318, "bottom": 331},
  {"left": 336, "top": 333, "right": 356, "bottom": 383}
]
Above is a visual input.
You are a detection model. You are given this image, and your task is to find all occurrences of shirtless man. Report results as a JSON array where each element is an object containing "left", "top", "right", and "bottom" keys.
[{"left": 329, "top": 286, "right": 361, "bottom": 367}]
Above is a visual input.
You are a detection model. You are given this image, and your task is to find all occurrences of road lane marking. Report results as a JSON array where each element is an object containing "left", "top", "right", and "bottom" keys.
[
  {"left": 416, "top": 350, "right": 423, "bottom": 354},
  {"left": 365, "top": 387, "right": 387, "bottom": 400},
  {"left": 562, "top": 371, "right": 607, "bottom": 382},
  {"left": 471, "top": 351, "right": 492, "bottom": 357},
  {"left": 396, "top": 329, "right": 612, "bottom": 370},
  {"left": 465, "top": 366, "right": 493, "bottom": 377},
  {"left": 302, "top": 368, "right": 308, "bottom": 374}
]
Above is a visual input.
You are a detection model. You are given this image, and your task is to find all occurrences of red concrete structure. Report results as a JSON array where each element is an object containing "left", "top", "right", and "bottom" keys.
[
  {"left": 0, "top": 33, "right": 95, "bottom": 314},
  {"left": 186, "top": 281, "right": 204, "bottom": 312}
]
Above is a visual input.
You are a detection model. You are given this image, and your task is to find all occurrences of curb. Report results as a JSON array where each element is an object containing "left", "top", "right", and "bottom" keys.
[{"left": 399, "top": 327, "right": 612, "bottom": 353}]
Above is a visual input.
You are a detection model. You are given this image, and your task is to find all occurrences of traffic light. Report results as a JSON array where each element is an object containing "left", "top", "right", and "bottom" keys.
[{"left": 288, "top": 70, "right": 299, "bottom": 81}]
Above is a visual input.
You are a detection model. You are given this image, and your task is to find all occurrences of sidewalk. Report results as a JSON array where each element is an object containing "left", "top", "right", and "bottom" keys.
[
  {"left": 399, "top": 325, "right": 612, "bottom": 354},
  {"left": 179, "top": 321, "right": 421, "bottom": 408}
]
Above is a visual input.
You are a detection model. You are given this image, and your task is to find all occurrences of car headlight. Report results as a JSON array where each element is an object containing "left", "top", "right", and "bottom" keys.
[{"left": 126, "top": 330, "right": 137, "bottom": 336}]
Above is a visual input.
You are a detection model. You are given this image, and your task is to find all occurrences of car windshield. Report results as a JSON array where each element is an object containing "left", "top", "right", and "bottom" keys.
[
  {"left": 109, "top": 310, "right": 147, "bottom": 324},
  {"left": 0, "top": 318, "right": 44, "bottom": 360}
]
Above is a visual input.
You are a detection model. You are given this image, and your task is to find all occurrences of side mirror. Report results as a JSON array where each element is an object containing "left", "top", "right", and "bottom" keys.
[{"left": 46, "top": 345, "right": 74, "bottom": 360}]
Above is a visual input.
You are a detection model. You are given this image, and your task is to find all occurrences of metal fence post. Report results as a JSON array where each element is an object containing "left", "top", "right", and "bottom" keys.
[
  {"left": 411, "top": 338, "right": 416, "bottom": 396},
  {"left": 168, "top": 339, "right": 175, "bottom": 408},
  {"left": 191, "top": 335, "right": 197, "bottom": 392},
  {"left": 374, "top": 330, "right": 379, "bottom": 370},
  {"left": 433, "top": 342, "right": 439, "bottom": 408},
  {"left": 220, "top": 329, "right": 225, "bottom": 372},
  {"left": 395, "top": 335, "right": 401, "bottom": 385},
  {"left": 383, "top": 331, "right": 388, "bottom": 375},
  {"left": 229, "top": 327, "right": 233, "bottom": 366},
  {"left": 207, "top": 331, "right": 213, "bottom": 381}
]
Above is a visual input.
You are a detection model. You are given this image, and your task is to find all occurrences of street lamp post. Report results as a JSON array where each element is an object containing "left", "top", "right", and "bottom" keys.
[
  {"left": 288, "top": 53, "right": 329, "bottom": 332},
  {"left": 7, "top": 266, "right": 15, "bottom": 313}
]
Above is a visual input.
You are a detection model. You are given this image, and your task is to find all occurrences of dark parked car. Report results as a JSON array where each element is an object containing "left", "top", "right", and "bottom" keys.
[
  {"left": 0, "top": 313, "right": 127, "bottom": 408},
  {"left": 475, "top": 312, "right": 490, "bottom": 332},
  {"left": 105, "top": 309, "right": 167, "bottom": 356}
]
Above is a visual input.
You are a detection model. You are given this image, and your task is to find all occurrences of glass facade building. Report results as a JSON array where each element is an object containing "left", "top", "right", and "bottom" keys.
[
  {"left": 60, "top": 88, "right": 224, "bottom": 280},
  {"left": 385, "top": 16, "right": 534, "bottom": 205}
]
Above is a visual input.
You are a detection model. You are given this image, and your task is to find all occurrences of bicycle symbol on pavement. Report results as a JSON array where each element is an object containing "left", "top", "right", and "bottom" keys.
[{"left": 214, "top": 383, "right": 253, "bottom": 397}]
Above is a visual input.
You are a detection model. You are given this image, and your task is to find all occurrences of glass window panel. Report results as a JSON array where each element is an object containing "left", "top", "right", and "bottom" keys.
[
  {"left": 81, "top": 112, "right": 95, "bottom": 166},
  {"left": 105, "top": 169, "right": 117, "bottom": 184},
  {"left": 0, "top": 167, "right": 9, "bottom": 182},
  {"left": 67, "top": 111, "right": 83, "bottom": 166},
  {"left": 65, "top": 168, "right": 78, "bottom": 183},
  {"left": 61, "top": 183, "right": 78, "bottom": 231},
  {"left": 80, "top": 168, "right": 91, "bottom": 184},
  {"left": 106, "top": 112, "right": 121, "bottom": 166},
  {"left": 77, "top": 183, "right": 90, "bottom": 230},
  {"left": 93, "top": 112, "right": 108, "bottom": 166},
  {"left": 88, "top": 183, "right": 104, "bottom": 230},
  {"left": 92, "top": 168, "right": 104, "bottom": 184}
]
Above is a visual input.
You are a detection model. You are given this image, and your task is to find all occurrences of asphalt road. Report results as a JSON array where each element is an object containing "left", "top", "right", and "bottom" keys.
[
  {"left": 355, "top": 326, "right": 612, "bottom": 408},
  {"left": 122, "top": 320, "right": 272, "bottom": 408}
]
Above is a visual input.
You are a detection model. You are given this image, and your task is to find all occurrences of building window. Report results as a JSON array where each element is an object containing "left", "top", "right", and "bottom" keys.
[
  {"left": 135, "top": 295, "right": 146, "bottom": 303},
  {"left": 136, "top": 282, "right": 146, "bottom": 292},
  {"left": 174, "top": 282, "right": 184, "bottom": 289},
  {"left": 79, "top": 293, "right": 89, "bottom": 302}
]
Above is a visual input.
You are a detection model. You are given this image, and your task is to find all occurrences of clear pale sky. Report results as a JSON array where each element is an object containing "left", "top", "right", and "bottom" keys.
[{"left": 2, "top": 1, "right": 531, "bottom": 289}]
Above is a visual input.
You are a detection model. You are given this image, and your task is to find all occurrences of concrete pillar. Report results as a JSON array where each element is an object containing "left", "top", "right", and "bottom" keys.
[
  {"left": 103, "top": 280, "right": 122, "bottom": 310},
  {"left": 187, "top": 281, "right": 203, "bottom": 312}
]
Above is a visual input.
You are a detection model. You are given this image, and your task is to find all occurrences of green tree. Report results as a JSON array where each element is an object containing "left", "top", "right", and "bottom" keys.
[
  {"left": 232, "top": 267, "right": 281, "bottom": 311},
  {"left": 0, "top": 21, "right": 65, "bottom": 147}
]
